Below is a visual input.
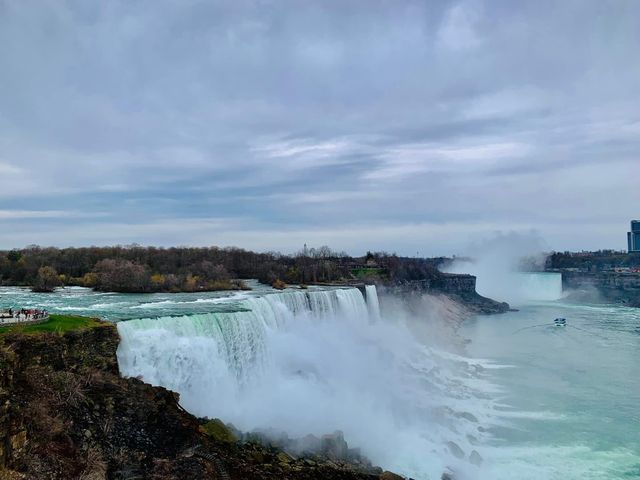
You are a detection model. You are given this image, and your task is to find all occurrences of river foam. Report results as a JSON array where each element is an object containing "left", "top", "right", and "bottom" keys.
[{"left": 117, "top": 286, "right": 500, "bottom": 479}]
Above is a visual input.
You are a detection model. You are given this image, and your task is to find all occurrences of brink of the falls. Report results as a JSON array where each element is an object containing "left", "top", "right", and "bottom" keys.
[{"left": 117, "top": 286, "right": 497, "bottom": 479}]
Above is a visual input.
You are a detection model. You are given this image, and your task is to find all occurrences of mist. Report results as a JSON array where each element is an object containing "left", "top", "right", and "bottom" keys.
[
  {"left": 443, "top": 232, "right": 563, "bottom": 305},
  {"left": 117, "top": 287, "right": 498, "bottom": 480}
]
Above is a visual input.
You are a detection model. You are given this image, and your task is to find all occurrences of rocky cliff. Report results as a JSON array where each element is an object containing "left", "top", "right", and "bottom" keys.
[
  {"left": 562, "top": 271, "right": 640, "bottom": 307},
  {"left": 382, "top": 273, "right": 510, "bottom": 314},
  {"left": 0, "top": 324, "right": 400, "bottom": 480}
]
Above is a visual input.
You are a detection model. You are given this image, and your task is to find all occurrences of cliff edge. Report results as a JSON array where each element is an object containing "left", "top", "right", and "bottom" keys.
[
  {"left": 382, "top": 274, "right": 510, "bottom": 314},
  {"left": 561, "top": 271, "right": 640, "bottom": 307},
  {"left": 0, "top": 323, "right": 395, "bottom": 480}
]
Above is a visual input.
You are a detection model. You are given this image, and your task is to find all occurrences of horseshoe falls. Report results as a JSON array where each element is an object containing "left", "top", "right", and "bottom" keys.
[
  {"left": 445, "top": 260, "right": 564, "bottom": 305},
  {"left": 116, "top": 287, "right": 496, "bottom": 479},
  {"left": 515, "top": 272, "right": 563, "bottom": 302}
]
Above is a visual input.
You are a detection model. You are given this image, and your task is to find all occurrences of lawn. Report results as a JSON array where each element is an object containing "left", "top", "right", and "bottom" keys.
[
  {"left": 351, "top": 267, "right": 387, "bottom": 279},
  {"left": 0, "top": 314, "right": 104, "bottom": 335}
]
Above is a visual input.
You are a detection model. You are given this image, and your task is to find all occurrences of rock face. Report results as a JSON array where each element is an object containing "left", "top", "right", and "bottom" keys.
[
  {"left": 0, "top": 324, "right": 396, "bottom": 480},
  {"left": 384, "top": 274, "right": 510, "bottom": 314},
  {"left": 380, "top": 471, "right": 404, "bottom": 480},
  {"left": 238, "top": 429, "right": 376, "bottom": 471},
  {"left": 562, "top": 271, "right": 640, "bottom": 307}
]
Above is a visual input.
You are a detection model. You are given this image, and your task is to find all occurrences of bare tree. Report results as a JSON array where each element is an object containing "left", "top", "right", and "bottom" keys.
[{"left": 32, "top": 266, "right": 63, "bottom": 293}]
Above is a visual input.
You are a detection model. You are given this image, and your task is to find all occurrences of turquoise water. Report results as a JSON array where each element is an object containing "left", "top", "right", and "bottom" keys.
[
  {"left": 1, "top": 284, "right": 638, "bottom": 479},
  {"left": 462, "top": 301, "right": 640, "bottom": 479},
  {"left": 0, "top": 282, "right": 273, "bottom": 320}
]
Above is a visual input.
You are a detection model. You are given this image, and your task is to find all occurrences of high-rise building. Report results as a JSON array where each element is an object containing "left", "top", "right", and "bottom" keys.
[{"left": 628, "top": 220, "right": 640, "bottom": 252}]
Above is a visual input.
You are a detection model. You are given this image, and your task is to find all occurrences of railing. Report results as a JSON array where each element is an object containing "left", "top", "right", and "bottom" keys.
[{"left": 0, "top": 311, "right": 49, "bottom": 327}]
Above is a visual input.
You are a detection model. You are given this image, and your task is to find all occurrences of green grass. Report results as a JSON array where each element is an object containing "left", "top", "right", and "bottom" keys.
[
  {"left": 351, "top": 267, "right": 387, "bottom": 278},
  {"left": 0, "top": 314, "right": 104, "bottom": 335}
]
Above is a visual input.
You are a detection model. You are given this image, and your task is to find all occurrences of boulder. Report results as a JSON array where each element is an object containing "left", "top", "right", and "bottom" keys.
[
  {"left": 320, "top": 431, "right": 348, "bottom": 461},
  {"left": 469, "top": 450, "right": 483, "bottom": 466},
  {"left": 446, "top": 441, "right": 465, "bottom": 459}
]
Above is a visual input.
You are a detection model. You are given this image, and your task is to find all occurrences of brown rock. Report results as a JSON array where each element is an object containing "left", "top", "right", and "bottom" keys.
[
  {"left": 380, "top": 471, "right": 404, "bottom": 480},
  {"left": 0, "top": 325, "right": 394, "bottom": 480}
]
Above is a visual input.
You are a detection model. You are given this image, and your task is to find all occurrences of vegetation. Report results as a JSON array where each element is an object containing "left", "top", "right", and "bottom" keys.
[
  {"left": 547, "top": 250, "right": 640, "bottom": 271},
  {"left": 32, "top": 265, "right": 63, "bottom": 292},
  {"left": 0, "top": 314, "right": 103, "bottom": 335},
  {"left": 0, "top": 245, "right": 444, "bottom": 293},
  {"left": 352, "top": 267, "right": 387, "bottom": 279},
  {"left": 1, "top": 326, "right": 387, "bottom": 479},
  {"left": 199, "top": 418, "right": 237, "bottom": 443}
]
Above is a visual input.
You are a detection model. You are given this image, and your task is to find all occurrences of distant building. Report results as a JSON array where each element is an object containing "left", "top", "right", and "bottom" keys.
[{"left": 628, "top": 220, "right": 640, "bottom": 252}]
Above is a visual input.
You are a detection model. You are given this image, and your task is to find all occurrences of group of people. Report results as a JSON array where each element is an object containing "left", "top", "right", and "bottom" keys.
[{"left": 0, "top": 308, "right": 48, "bottom": 324}]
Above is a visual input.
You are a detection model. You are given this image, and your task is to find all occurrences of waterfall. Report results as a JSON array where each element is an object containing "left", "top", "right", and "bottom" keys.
[
  {"left": 117, "top": 288, "right": 369, "bottom": 385},
  {"left": 516, "top": 272, "right": 563, "bottom": 301},
  {"left": 117, "top": 285, "right": 496, "bottom": 479},
  {"left": 365, "top": 284, "right": 381, "bottom": 320},
  {"left": 444, "top": 257, "right": 564, "bottom": 305}
]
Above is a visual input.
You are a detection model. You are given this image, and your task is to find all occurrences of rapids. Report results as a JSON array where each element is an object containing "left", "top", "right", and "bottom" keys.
[{"left": 2, "top": 276, "right": 637, "bottom": 479}]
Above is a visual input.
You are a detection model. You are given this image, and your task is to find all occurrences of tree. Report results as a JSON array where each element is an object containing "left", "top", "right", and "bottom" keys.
[
  {"left": 82, "top": 272, "right": 98, "bottom": 288},
  {"left": 192, "top": 261, "right": 230, "bottom": 281},
  {"left": 7, "top": 250, "right": 22, "bottom": 262},
  {"left": 93, "top": 259, "right": 151, "bottom": 293},
  {"left": 32, "top": 266, "right": 63, "bottom": 293}
]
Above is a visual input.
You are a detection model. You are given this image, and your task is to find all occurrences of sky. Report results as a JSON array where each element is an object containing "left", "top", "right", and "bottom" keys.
[{"left": 0, "top": 0, "right": 638, "bottom": 256}]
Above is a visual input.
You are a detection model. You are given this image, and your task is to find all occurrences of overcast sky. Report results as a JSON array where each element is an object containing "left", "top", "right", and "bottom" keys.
[{"left": 0, "top": 0, "right": 638, "bottom": 255}]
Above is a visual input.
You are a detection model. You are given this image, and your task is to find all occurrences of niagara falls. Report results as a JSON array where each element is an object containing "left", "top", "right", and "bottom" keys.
[
  {"left": 1, "top": 1, "right": 639, "bottom": 479},
  {"left": 2, "top": 267, "right": 639, "bottom": 479}
]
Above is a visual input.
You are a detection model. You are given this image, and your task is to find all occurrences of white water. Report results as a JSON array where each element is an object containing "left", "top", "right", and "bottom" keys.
[
  {"left": 516, "top": 272, "right": 563, "bottom": 301},
  {"left": 445, "top": 260, "right": 563, "bottom": 305},
  {"left": 117, "top": 287, "right": 496, "bottom": 479},
  {"left": 462, "top": 301, "right": 640, "bottom": 480},
  {"left": 4, "top": 274, "right": 637, "bottom": 479},
  {"left": 366, "top": 284, "right": 382, "bottom": 320}
]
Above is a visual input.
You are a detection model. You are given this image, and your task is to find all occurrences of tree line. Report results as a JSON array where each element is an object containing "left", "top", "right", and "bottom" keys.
[
  {"left": 0, "top": 245, "right": 444, "bottom": 293},
  {"left": 546, "top": 250, "right": 640, "bottom": 271}
]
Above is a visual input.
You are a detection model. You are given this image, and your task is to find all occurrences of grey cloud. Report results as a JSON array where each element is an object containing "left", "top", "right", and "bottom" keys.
[{"left": 0, "top": 0, "right": 638, "bottom": 253}]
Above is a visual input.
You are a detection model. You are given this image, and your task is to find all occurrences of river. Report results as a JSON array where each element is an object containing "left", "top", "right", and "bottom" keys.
[{"left": 1, "top": 277, "right": 637, "bottom": 480}]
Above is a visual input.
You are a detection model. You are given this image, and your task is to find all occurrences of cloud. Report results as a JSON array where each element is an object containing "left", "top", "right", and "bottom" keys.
[
  {"left": 364, "top": 140, "right": 532, "bottom": 181},
  {"left": 437, "top": 0, "right": 483, "bottom": 51},
  {"left": 0, "top": 0, "right": 638, "bottom": 254},
  {"left": 0, "top": 210, "right": 105, "bottom": 220}
]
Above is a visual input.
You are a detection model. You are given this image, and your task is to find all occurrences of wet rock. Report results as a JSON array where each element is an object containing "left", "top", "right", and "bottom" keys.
[
  {"left": 446, "top": 441, "right": 465, "bottom": 459},
  {"left": 321, "top": 430, "right": 349, "bottom": 460},
  {"left": 469, "top": 450, "right": 483, "bottom": 466},
  {"left": 247, "top": 450, "right": 265, "bottom": 464},
  {"left": 0, "top": 325, "right": 405, "bottom": 480},
  {"left": 277, "top": 451, "right": 294, "bottom": 464},
  {"left": 455, "top": 411, "right": 478, "bottom": 423},
  {"left": 380, "top": 471, "right": 404, "bottom": 480}
]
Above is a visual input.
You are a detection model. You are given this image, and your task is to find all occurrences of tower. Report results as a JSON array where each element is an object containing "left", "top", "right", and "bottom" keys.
[{"left": 628, "top": 221, "right": 640, "bottom": 253}]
